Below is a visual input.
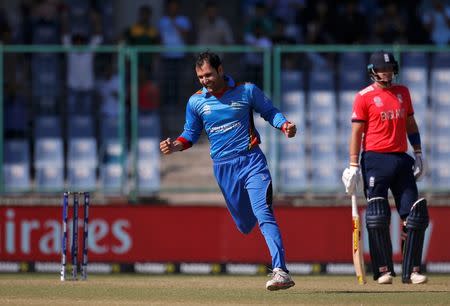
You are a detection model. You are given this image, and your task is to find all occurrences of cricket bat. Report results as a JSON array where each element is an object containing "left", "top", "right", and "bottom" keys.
[{"left": 352, "top": 194, "right": 366, "bottom": 284}]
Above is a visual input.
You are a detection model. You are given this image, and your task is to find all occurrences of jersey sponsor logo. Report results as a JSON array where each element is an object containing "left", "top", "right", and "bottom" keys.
[
  {"left": 397, "top": 94, "right": 403, "bottom": 103},
  {"left": 209, "top": 121, "right": 241, "bottom": 134},
  {"left": 352, "top": 111, "right": 358, "bottom": 119},
  {"left": 201, "top": 104, "right": 212, "bottom": 116},
  {"left": 369, "top": 176, "right": 375, "bottom": 187},
  {"left": 380, "top": 108, "right": 405, "bottom": 121},
  {"left": 230, "top": 101, "right": 246, "bottom": 109},
  {"left": 359, "top": 86, "right": 374, "bottom": 96},
  {"left": 373, "top": 96, "right": 383, "bottom": 107}
]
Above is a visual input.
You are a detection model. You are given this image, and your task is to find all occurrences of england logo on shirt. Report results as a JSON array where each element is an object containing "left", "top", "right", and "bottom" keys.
[{"left": 373, "top": 96, "right": 383, "bottom": 107}]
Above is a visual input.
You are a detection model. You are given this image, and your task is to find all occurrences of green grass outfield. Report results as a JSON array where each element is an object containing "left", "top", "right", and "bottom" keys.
[{"left": 0, "top": 274, "right": 449, "bottom": 305}]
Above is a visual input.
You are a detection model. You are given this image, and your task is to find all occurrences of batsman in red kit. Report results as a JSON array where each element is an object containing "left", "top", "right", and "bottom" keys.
[{"left": 342, "top": 51, "right": 429, "bottom": 285}]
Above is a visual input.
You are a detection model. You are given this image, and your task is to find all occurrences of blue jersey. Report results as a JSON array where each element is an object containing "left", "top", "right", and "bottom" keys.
[{"left": 179, "top": 76, "right": 287, "bottom": 160}]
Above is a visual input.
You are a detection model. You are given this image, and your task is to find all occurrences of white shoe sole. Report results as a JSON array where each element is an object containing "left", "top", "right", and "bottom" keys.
[
  {"left": 378, "top": 276, "right": 393, "bottom": 284},
  {"left": 266, "top": 281, "right": 295, "bottom": 291},
  {"left": 411, "top": 277, "right": 428, "bottom": 284}
]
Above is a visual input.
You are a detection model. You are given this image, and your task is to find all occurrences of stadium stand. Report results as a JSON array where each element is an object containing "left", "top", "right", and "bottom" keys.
[{"left": 3, "top": 139, "right": 31, "bottom": 191}]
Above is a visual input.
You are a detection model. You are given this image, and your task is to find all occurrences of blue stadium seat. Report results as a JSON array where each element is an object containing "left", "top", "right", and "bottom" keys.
[
  {"left": 67, "top": 167, "right": 97, "bottom": 191},
  {"left": 101, "top": 117, "right": 120, "bottom": 141},
  {"left": 67, "top": 137, "right": 98, "bottom": 191},
  {"left": 3, "top": 140, "right": 31, "bottom": 191},
  {"left": 279, "top": 138, "right": 306, "bottom": 162},
  {"left": 97, "top": 0, "right": 115, "bottom": 42},
  {"left": 337, "top": 128, "right": 350, "bottom": 170},
  {"left": 309, "top": 109, "right": 336, "bottom": 137},
  {"left": 338, "top": 69, "right": 367, "bottom": 91},
  {"left": 430, "top": 84, "right": 450, "bottom": 112},
  {"left": 308, "top": 69, "right": 334, "bottom": 91},
  {"left": 309, "top": 139, "right": 339, "bottom": 192},
  {"left": 32, "top": 21, "right": 60, "bottom": 44},
  {"left": 3, "top": 164, "right": 31, "bottom": 191},
  {"left": 338, "top": 52, "right": 367, "bottom": 91},
  {"left": 34, "top": 138, "right": 64, "bottom": 168},
  {"left": 137, "top": 138, "right": 160, "bottom": 194},
  {"left": 278, "top": 160, "right": 307, "bottom": 193},
  {"left": 32, "top": 54, "right": 61, "bottom": 98},
  {"left": 400, "top": 52, "right": 429, "bottom": 116},
  {"left": 100, "top": 164, "right": 123, "bottom": 192},
  {"left": 66, "top": 0, "right": 92, "bottom": 36},
  {"left": 309, "top": 89, "right": 337, "bottom": 143},
  {"left": 99, "top": 141, "right": 124, "bottom": 192},
  {"left": 429, "top": 137, "right": 450, "bottom": 162},
  {"left": 33, "top": 115, "right": 65, "bottom": 191},
  {"left": 35, "top": 167, "right": 64, "bottom": 191},
  {"left": 339, "top": 52, "right": 367, "bottom": 70},
  {"left": 430, "top": 161, "right": 450, "bottom": 191},
  {"left": 68, "top": 138, "right": 98, "bottom": 168},
  {"left": 67, "top": 115, "right": 95, "bottom": 138},
  {"left": 431, "top": 52, "right": 450, "bottom": 69},
  {"left": 4, "top": 140, "right": 30, "bottom": 164},
  {"left": 309, "top": 90, "right": 336, "bottom": 110},
  {"left": 282, "top": 89, "right": 306, "bottom": 114},
  {"left": 138, "top": 113, "right": 161, "bottom": 138},
  {"left": 34, "top": 115, "right": 62, "bottom": 138},
  {"left": 430, "top": 52, "right": 450, "bottom": 112},
  {"left": 278, "top": 137, "right": 307, "bottom": 193},
  {"left": 337, "top": 90, "right": 356, "bottom": 126},
  {"left": 430, "top": 110, "right": 450, "bottom": 139},
  {"left": 281, "top": 70, "right": 304, "bottom": 91},
  {"left": 280, "top": 71, "right": 306, "bottom": 132},
  {"left": 402, "top": 52, "right": 428, "bottom": 67},
  {"left": 310, "top": 163, "right": 339, "bottom": 192}
]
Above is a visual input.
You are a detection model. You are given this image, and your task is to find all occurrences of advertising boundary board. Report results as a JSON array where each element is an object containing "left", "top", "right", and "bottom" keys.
[{"left": 0, "top": 205, "right": 449, "bottom": 274}]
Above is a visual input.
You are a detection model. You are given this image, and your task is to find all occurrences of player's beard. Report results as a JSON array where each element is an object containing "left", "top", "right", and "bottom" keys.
[{"left": 376, "top": 73, "right": 394, "bottom": 88}]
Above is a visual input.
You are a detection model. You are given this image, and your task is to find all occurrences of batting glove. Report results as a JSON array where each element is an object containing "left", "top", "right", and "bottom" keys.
[
  {"left": 413, "top": 151, "right": 423, "bottom": 180},
  {"left": 342, "top": 165, "right": 361, "bottom": 195}
]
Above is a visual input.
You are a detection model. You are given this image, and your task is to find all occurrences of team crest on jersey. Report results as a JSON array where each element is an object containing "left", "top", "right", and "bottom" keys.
[
  {"left": 397, "top": 94, "right": 403, "bottom": 103},
  {"left": 202, "top": 104, "right": 212, "bottom": 115},
  {"left": 373, "top": 96, "right": 383, "bottom": 107}
]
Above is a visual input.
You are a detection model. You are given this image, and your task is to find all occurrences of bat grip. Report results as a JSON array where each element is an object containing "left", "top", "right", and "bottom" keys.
[{"left": 351, "top": 194, "right": 358, "bottom": 217}]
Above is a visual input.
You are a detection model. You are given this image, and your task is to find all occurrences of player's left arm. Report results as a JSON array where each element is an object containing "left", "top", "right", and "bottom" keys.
[
  {"left": 406, "top": 115, "right": 422, "bottom": 153},
  {"left": 250, "top": 85, "right": 296, "bottom": 138},
  {"left": 403, "top": 87, "right": 421, "bottom": 153},
  {"left": 406, "top": 115, "right": 424, "bottom": 179}
]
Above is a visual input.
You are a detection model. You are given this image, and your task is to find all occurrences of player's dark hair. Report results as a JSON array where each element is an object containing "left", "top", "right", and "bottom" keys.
[{"left": 195, "top": 51, "right": 222, "bottom": 71}]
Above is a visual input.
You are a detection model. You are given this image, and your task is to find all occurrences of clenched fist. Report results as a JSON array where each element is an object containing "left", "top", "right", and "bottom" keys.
[
  {"left": 160, "top": 138, "right": 175, "bottom": 155},
  {"left": 282, "top": 122, "right": 297, "bottom": 138}
]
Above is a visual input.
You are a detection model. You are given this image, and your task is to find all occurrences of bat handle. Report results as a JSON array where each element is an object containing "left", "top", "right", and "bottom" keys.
[{"left": 351, "top": 194, "right": 358, "bottom": 216}]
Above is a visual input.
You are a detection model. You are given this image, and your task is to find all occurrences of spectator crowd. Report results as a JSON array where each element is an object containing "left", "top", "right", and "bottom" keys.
[{"left": 0, "top": 0, "right": 448, "bottom": 141}]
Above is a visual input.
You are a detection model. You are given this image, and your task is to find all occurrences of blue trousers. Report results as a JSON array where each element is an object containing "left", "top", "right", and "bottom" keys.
[
  {"left": 361, "top": 151, "right": 418, "bottom": 219},
  {"left": 213, "top": 147, "right": 287, "bottom": 271}
]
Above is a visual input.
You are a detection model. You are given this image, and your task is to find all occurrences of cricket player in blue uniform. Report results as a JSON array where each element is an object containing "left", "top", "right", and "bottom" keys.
[{"left": 160, "top": 51, "right": 296, "bottom": 290}]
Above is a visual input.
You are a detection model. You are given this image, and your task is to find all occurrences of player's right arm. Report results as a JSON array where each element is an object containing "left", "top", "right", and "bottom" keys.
[
  {"left": 342, "top": 93, "right": 366, "bottom": 194},
  {"left": 349, "top": 122, "right": 365, "bottom": 166},
  {"left": 160, "top": 96, "right": 203, "bottom": 155}
]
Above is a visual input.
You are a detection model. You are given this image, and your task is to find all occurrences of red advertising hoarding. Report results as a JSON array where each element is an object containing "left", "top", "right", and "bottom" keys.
[{"left": 0, "top": 205, "right": 449, "bottom": 263}]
